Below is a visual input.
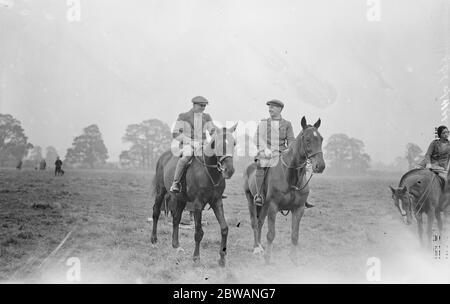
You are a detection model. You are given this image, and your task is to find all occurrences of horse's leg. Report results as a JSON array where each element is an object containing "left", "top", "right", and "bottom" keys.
[
  {"left": 151, "top": 189, "right": 166, "bottom": 244},
  {"left": 192, "top": 205, "right": 204, "bottom": 264},
  {"left": 265, "top": 202, "right": 278, "bottom": 265},
  {"left": 257, "top": 204, "right": 269, "bottom": 247},
  {"left": 436, "top": 208, "right": 443, "bottom": 239},
  {"left": 211, "top": 199, "right": 228, "bottom": 267},
  {"left": 172, "top": 197, "right": 186, "bottom": 250},
  {"left": 426, "top": 209, "right": 435, "bottom": 249},
  {"left": 289, "top": 205, "right": 305, "bottom": 266},
  {"left": 416, "top": 212, "right": 424, "bottom": 246},
  {"left": 246, "top": 191, "right": 262, "bottom": 254}
]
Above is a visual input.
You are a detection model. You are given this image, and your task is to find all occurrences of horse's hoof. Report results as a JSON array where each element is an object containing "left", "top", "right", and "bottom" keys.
[
  {"left": 176, "top": 247, "right": 185, "bottom": 254},
  {"left": 150, "top": 236, "right": 157, "bottom": 244},
  {"left": 218, "top": 259, "right": 226, "bottom": 268},
  {"left": 193, "top": 256, "right": 201, "bottom": 266},
  {"left": 253, "top": 245, "right": 264, "bottom": 256}
]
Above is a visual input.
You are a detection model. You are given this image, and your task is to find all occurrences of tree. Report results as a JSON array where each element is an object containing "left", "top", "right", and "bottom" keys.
[
  {"left": 119, "top": 148, "right": 141, "bottom": 169},
  {"left": 405, "top": 143, "right": 423, "bottom": 169},
  {"left": 0, "top": 113, "right": 33, "bottom": 166},
  {"left": 45, "top": 146, "right": 59, "bottom": 166},
  {"left": 122, "top": 119, "right": 172, "bottom": 169},
  {"left": 28, "top": 146, "right": 43, "bottom": 161},
  {"left": 392, "top": 156, "right": 409, "bottom": 172},
  {"left": 324, "top": 133, "right": 371, "bottom": 174},
  {"left": 65, "top": 124, "right": 109, "bottom": 168}
]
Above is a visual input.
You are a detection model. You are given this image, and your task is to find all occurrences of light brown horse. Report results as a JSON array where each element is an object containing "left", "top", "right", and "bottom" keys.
[
  {"left": 390, "top": 168, "right": 450, "bottom": 247},
  {"left": 243, "top": 116, "right": 325, "bottom": 264},
  {"left": 151, "top": 125, "right": 237, "bottom": 267}
]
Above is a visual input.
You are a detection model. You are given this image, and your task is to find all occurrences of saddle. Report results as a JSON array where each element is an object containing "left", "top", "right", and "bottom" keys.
[{"left": 429, "top": 166, "right": 447, "bottom": 190}]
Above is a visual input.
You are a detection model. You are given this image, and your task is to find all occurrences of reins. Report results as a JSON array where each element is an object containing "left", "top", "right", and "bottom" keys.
[{"left": 407, "top": 173, "right": 436, "bottom": 216}]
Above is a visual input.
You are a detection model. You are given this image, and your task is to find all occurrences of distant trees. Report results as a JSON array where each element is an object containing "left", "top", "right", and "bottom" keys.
[
  {"left": 405, "top": 143, "right": 423, "bottom": 169},
  {"left": 45, "top": 146, "right": 59, "bottom": 166},
  {"left": 324, "top": 133, "right": 371, "bottom": 174},
  {"left": 65, "top": 124, "right": 109, "bottom": 168},
  {"left": 23, "top": 145, "right": 43, "bottom": 168},
  {"left": 0, "top": 113, "right": 33, "bottom": 167},
  {"left": 120, "top": 119, "right": 172, "bottom": 169}
]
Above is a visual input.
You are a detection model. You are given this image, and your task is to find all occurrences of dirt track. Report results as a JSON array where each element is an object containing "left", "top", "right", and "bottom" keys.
[{"left": 1, "top": 168, "right": 449, "bottom": 283}]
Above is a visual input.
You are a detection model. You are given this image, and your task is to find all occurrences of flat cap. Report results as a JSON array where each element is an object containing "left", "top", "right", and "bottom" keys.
[
  {"left": 192, "top": 96, "right": 209, "bottom": 105},
  {"left": 266, "top": 99, "right": 284, "bottom": 108}
]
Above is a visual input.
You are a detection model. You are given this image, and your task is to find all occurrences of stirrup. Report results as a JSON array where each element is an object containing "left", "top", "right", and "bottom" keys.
[
  {"left": 170, "top": 182, "right": 180, "bottom": 193},
  {"left": 254, "top": 195, "right": 263, "bottom": 206}
]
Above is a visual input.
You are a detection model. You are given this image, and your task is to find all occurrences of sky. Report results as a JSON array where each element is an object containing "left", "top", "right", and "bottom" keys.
[{"left": 0, "top": 0, "right": 449, "bottom": 164}]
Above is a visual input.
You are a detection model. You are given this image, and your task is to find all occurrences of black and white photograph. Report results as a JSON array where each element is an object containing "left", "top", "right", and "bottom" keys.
[{"left": 1, "top": 0, "right": 450, "bottom": 286}]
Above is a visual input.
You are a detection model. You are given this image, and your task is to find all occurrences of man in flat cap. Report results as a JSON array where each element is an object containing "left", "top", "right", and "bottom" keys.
[
  {"left": 170, "top": 96, "right": 216, "bottom": 193},
  {"left": 253, "top": 99, "right": 314, "bottom": 207}
]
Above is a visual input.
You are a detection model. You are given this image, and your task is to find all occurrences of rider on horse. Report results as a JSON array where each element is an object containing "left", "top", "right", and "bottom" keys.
[
  {"left": 253, "top": 99, "right": 314, "bottom": 208},
  {"left": 169, "top": 96, "right": 217, "bottom": 193},
  {"left": 416, "top": 125, "right": 450, "bottom": 186}
]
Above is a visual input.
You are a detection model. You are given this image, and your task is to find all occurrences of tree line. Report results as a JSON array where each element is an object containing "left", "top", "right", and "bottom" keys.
[{"left": 0, "top": 112, "right": 427, "bottom": 172}]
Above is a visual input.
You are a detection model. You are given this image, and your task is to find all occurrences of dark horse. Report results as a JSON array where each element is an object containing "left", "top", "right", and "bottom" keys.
[
  {"left": 390, "top": 168, "right": 450, "bottom": 247},
  {"left": 151, "top": 124, "right": 237, "bottom": 267},
  {"left": 243, "top": 116, "right": 325, "bottom": 264}
]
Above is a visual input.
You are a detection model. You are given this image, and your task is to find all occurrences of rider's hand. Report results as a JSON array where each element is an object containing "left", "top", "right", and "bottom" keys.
[
  {"left": 192, "top": 141, "right": 201, "bottom": 149},
  {"left": 425, "top": 163, "right": 432, "bottom": 169},
  {"left": 264, "top": 148, "right": 272, "bottom": 157}
]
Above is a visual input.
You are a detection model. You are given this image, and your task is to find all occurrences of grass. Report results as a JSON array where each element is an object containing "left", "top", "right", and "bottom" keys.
[{"left": 0, "top": 168, "right": 449, "bottom": 283}]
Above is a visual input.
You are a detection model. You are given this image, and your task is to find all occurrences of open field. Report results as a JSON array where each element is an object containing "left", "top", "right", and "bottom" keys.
[{"left": 1, "top": 168, "right": 449, "bottom": 283}]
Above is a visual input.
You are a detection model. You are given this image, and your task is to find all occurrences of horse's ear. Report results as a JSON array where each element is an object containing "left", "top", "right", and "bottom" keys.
[
  {"left": 301, "top": 116, "right": 307, "bottom": 129},
  {"left": 229, "top": 122, "right": 238, "bottom": 133},
  {"left": 314, "top": 118, "right": 321, "bottom": 129},
  {"left": 389, "top": 186, "right": 396, "bottom": 194},
  {"left": 401, "top": 185, "right": 408, "bottom": 193}
]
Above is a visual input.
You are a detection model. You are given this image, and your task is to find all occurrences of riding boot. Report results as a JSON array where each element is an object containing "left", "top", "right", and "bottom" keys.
[
  {"left": 254, "top": 167, "right": 265, "bottom": 206},
  {"left": 170, "top": 158, "right": 187, "bottom": 193}
]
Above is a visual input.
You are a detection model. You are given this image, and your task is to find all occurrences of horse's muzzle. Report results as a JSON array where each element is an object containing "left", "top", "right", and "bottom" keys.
[
  {"left": 222, "top": 168, "right": 234, "bottom": 179},
  {"left": 312, "top": 162, "right": 325, "bottom": 173}
]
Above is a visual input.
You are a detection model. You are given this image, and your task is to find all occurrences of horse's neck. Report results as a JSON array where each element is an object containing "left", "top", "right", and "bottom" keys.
[
  {"left": 201, "top": 145, "right": 219, "bottom": 168},
  {"left": 283, "top": 141, "right": 306, "bottom": 168},
  {"left": 279, "top": 143, "right": 307, "bottom": 186}
]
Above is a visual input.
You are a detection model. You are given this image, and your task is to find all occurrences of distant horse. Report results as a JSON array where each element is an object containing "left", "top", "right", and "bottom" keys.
[
  {"left": 243, "top": 116, "right": 325, "bottom": 265},
  {"left": 151, "top": 124, "right": 237, "bottom": 267},
  {"left": 55, "top": 167, "right": 64, "bottom": 176},
  {"left": 390, "top": 168, "right": 449, "bottom": 247}
]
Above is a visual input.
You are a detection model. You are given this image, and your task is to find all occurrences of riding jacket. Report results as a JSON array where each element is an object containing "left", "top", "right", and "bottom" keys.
[
  {"left": 255, "top": 117, "right": 295, "bottom": 154},
  {"left": 418, "top": 139, "right": 450, "bottom": 170}
]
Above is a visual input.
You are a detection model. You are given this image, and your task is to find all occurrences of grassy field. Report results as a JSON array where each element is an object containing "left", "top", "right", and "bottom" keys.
[{"left": 1, "top": 168, "right": 449, "bottom": 283}]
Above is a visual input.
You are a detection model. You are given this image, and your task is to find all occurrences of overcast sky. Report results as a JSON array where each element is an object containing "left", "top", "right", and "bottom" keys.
[{"left": 1, "top": 0, "right": 449, "bottom": 164}]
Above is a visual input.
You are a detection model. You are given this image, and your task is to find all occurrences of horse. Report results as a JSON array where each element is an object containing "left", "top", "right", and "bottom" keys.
[
  {"left": 151, "top": 124, "right": 238, "bottom": 267},
  {"left": 243, "top": 116, "right": 325, "bottom": 265},
  {"left": 390, "top": 168, "right": 450, "bottom": 247},
  {"left": 55, "top": 167, "right": 64, "bottom": 176}
]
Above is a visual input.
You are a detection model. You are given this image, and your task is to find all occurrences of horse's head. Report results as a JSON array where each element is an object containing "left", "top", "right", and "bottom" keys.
[
  {"left": 389, "top": 185, "right": 413, "bottom": 225},
  {"left": 298, "top": 116, "right": 325, "bottom": 173},
  {"left": 207, "top": 123, "right": 238, "bottom": 179}
]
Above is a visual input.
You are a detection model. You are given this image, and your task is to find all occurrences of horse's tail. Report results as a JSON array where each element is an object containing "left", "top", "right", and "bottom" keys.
[{"left": 152, "top": 151, "right": 170, "bottom": 198}]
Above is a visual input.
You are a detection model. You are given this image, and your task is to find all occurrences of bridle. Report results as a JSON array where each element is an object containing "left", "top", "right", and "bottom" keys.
[
  {"left": 196, "top": 135, "right": 234, "bottom": 187},
  {"left": 280, "top": 127, "right": 323, "bottom": 192}
]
